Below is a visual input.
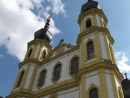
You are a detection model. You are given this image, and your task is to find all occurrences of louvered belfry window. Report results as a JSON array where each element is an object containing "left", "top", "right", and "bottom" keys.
[
  {"left": 53, "top": 64, "right": 61, "bottom": 81},
  {"left": 70, "top": 57, "right": 79, "bottom": 75},
  {"left": 38, "top": 70, "right": 47, "bottom": 87},
  {"left": 90, "top": 88, "right": 98, "bottom": 98},
  {"left": 87, "top": 41, "right": 94, "bottom": 59}
]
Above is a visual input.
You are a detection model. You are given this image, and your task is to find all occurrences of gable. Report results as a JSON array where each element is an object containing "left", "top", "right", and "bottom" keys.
[{"left": 50, "top": 43, "right": 75, "bottom": 58}]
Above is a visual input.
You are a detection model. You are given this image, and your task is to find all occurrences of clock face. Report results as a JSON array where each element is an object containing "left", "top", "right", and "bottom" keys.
[{"left": 56, "top": 47, "right": 64, "bottom": 55}]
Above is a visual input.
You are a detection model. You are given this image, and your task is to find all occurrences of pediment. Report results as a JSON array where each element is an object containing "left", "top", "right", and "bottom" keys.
[{"left": 49, "top": 43, "right": 74, "bottom": 58}]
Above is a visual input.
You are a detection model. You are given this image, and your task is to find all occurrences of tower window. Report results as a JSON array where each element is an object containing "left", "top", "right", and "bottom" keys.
[
  {"left": 53, "top": 64, "right": 61, "bottom": 81},
  {"left": 16, "top": 70, "right": 25, "bottom": 87},
  {"left": 70, "top": 57, "right": 79, "bottom": 75},
  {"left": 28, "top": 48, "right": 33, "bottom": 57},
  {"left": 38, "top": 70, "right": 47, "bottom": 88},
  {"left": 42, "top": 51, "right": 46, "bottom": 59},
  {"left": 90, "top": 88, "right": 98, "bottom": 98},
  {"left": 87, "top": 41, "right": 94, "bottom": 59},
  {"left": 86, "top": 19, "right": 91, "bottom": 28}
]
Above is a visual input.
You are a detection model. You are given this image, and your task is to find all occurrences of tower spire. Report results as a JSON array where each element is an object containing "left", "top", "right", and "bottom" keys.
[
  {"left": 44, "top": 14, "right": 53, "bottom": 29},
  {"left": 34, "top": 13, "right": 53, "bottom": 43}
]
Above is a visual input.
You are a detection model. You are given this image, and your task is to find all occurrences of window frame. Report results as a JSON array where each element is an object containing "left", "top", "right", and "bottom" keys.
[
  {"left": 49, "top": 93, "right": 58, "bottom": 98},
  {"left": 69, "top": 55, "right": 79, "bottom": 77},
  {"left": 87, "top": 41, "right": 94, "bottom": 59},
  {"left": 37, "top": 68, "right": 47, "bottom": 89},
  {"left": 86, "top": 19, "right": 92, "bottom": 28},
  {"left": 42, "top": 50, "right": 46, "bottom": 59},
  {"left": 90, "top": 88, "right": 98, "bottom": 98},
  {"left": 51, "top": 62, "right": 62, "bottom": 83},
  {"left": 87, "top": 84, "right": 100, "bottom": 98}
]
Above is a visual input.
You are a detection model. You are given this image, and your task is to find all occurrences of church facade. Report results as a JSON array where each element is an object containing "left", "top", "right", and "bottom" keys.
[{"left": 7, "top": 0, "right": 126, "bottom": 98}]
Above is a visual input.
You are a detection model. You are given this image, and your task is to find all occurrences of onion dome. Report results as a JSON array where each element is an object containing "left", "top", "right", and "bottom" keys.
[
  {"left": 121, "top": 73, "right": 130, "bottom": 98},
  {"left": 81, "top": 0, "right": 100, "bottom": 14},
  {"left": 34, "top": 15, "right": 53, "bottom": 43}
]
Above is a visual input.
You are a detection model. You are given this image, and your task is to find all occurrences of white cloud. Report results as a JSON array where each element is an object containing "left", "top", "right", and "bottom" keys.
[
  {"left": 115, "top": 51, "right": 130, "bottom": 78},
  {"left": 0, "top": 0, "right": 65, "bottom": 61},
  {"left": 47, "top": 0, "right": 66, "bottom": 15}
]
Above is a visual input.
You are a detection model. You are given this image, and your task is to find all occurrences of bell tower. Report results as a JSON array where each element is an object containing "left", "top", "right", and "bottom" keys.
[
  {"left": 77, "top": 0, "right": 124, "bottom": 98},
  {"left": 24, "top": 15, "right": 53, "bottom": 61},
  {"left": 77, "top": 0, "right": 116, "bottom": 67},
  {"left": 8, "top": 16, "right": 53, "bottom": 98}
]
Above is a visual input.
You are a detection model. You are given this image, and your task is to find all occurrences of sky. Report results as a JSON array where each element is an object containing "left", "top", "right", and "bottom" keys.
[{"left": 0, "top": 0, "right": 130, "bottom": 97}]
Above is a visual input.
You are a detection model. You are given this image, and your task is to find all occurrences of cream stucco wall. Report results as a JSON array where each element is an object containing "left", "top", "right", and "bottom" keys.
[
  {"left": 32, "top": 49, "right": 79, "bottom": 91},
  {"left": 105, "top": 70, "right": 114, "bottom": 98},
  {"left": 24, "top": 65, "right": 34, "bottom": 89},
  {"left": 86, "top": 71, "right": 100, "bottom": 90},
  {"left": 99, "top": 33, "right": 108, "bottom": 59},
  {"left": 41, "top": 87, "right": 79, "bottom": 98},
  {"left": 34, "top": 44, "right": 40, "bottom": 58},
  {"left": 96, "top": 14, "right": 101, "bottom": 27}
]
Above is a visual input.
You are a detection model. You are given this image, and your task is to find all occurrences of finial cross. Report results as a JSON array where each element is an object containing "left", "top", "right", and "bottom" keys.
[
  {"left": 49, "top": 13, "right": 53, "bottom": 19},
  {"left": 124, "top": 73, "right": 128, "bottom": 79},
  {"left": 59, "top": 39, "right": 64, "bottom": 44}
]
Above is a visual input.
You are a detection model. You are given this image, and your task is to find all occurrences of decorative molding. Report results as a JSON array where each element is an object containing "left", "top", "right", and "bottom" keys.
[{"left": 76, "top": 26, "right": 114, "bottom": 46}]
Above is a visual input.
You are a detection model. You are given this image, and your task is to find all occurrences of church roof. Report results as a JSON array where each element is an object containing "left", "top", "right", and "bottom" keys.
[
  {"left": 34, "top": 15, "right": 53, "bottom": 43},
  {"left": 122, "top": 77, "right": 130, "bottom": 98},
  {"left": 34, "top": 28, "right": 52, "bottom": 43},
  {"left": 81, "top": 0, "right": 100, "bottom": 14}
]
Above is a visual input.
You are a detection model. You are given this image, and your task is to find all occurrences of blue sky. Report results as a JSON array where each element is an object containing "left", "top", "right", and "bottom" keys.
[{"left": 0, "top": 0, "right": 130, "bottom": 97}]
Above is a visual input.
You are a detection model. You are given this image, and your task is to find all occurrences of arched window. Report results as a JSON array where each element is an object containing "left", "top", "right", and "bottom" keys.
[
  {"left": 53, "top": 64, "right": 61, "bottom": 81},
  {"left": 28, "top": 48, "right": 33, "bottom": 57},
  {"left": 70, "top": 57, "right": 79, "bottom": 75},
  {"left": 87, "top": 41, "right": 94, "bottom": 59},
  {"left": 86, "top": 19, "right": 91, "bottom": 28},
  {"left": 90, "top": 88, "right": 98, "bottom": 98},
  {"left": 42, "top": 51, "right": 46, "bottom": 59},
  {"left": 49, "top": 94, "right": 58, "bottom": 98},
  {"left": 38, "top": 70, "right": 47, "bottom": 88},
  {"left": 16, "top": 70, "right": 25, "bottom": 87}
]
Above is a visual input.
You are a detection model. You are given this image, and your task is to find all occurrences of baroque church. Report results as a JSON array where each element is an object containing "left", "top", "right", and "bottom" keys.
[{"left": 7, "top": 0, "right": 130, "bottom": 98}]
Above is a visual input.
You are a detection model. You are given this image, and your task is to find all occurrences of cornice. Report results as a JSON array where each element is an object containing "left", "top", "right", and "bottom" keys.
[
  {"left": 76, "top": 26, "right": 114, "bottom": 45},
  {"left": 7, "top": 89, "right": 33, "bottom": 98},
  {"left": 33, "top": 78, "right": 79, "bottom": 97},
  {"left": 79, "top": 62, "right": 123, "bottom": 82},
  {"left": 27, "top": 39, "right": 52, "bottom": 49},
  {"left": 19, "top": 58, "right": 40, "bottom": 69}
]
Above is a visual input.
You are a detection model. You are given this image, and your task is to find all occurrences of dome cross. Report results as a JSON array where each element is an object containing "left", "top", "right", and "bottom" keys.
[{"left": 124, "top": 73, "right": 128, "bottom": 79}]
